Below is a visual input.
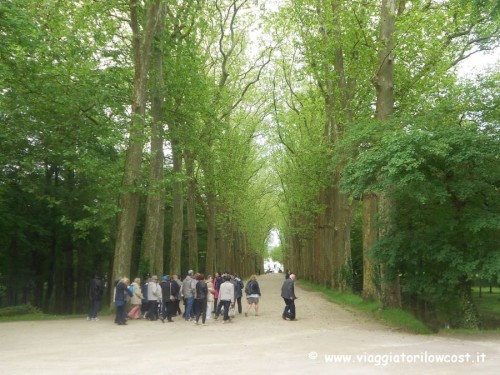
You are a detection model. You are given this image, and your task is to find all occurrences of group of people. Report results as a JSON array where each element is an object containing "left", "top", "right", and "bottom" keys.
[
  {"left": 107, "top": 271, "right": 263, "bottom": 326},
  {"left": 87, "top": 270, "right": 298, "bottom": 325}
]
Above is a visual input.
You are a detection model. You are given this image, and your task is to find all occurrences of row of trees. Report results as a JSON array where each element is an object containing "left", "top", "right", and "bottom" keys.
[
  {"left": 1, "top": 0, "right": 498, "bottom": 329},
  {"left": 0, "top": 0, "right": 276, "bottom": 313},
  {"left": 269, "top": 0, "right": 499, "bottom": 328}
]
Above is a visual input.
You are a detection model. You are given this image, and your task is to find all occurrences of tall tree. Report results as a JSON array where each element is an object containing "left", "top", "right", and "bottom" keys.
[{"left": 112, "top": 0, "right": 162, "bottom": 283}]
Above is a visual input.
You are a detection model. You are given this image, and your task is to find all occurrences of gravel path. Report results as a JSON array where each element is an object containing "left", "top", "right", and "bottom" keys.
[{"left": 0, "top": 273, "right": 499, "bottom": 374}]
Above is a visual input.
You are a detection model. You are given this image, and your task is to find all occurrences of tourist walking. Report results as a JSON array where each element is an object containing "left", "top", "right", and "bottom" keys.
[
  {"left": 244, "top": 274, "right": 261, "bottom": 317},
  {"left": 159, "top": 275, "right": 176, "bottom": 322},
  {"left": 234, "top": 273, "right": 244, "bottom": 314},
  {"left": 182, "top": 270, "right": 196, "bottom": 321},
  {"left": 172, "top": 274, "right": 182, "bottom": 316},
  {"left": 281, "top": 273, "right": 297, "bottom": 320},
  {"left": 213, "top": 272, "right": 222, "bottom": 313},
  {"left": 194, "top": 273, "right": 208, "bottom": 325},
  {"left": 127, "top": 277, "right": 143, "bottom": 320},
  {"left": 87, "top": 274, "right": 103, "bottom": 321},
  {"left": 115, "top": 277, "right": 133, "bottom": 325},
  {"left": 206, "top": 275, "right": 215, "bottom": 320},
  {"left": 216, "top": 274, "right": 235, "bottom": 323},
  {"left": 146, "top": 275, "right": 161, "bottom": 321}
]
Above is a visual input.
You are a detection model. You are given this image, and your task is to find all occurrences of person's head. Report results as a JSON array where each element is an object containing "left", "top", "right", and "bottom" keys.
[
  {"left": 206, "top": 275, "right": 213, "bottom": 282},
  {"left": 188, "top": 270, "right": 194, "bottom": 277},
  {"left": 290, "top": 274, "right": 296, "bottom": 280},
  {"left": 162, "top": 275, "right": 168, "bottom": 282},
  {"left": 151, "top": 275, "right": 159, "bottom": 283},
  {"left": 215, "top": 272, "right": 220, "bottom": 277},
  {"left": 223, "top": 274, "right": 231, "bottom": 282},
  {"left": 121, "top": 277, "right": 130, "bottom": 285},
  {"left": 134, "top": 277, "right": 141, "bottom": 284},
  {"left": 196, "top": 273, "right": 205, "bottom": 281},
  {"left": 172, "top": 274, "right": 179, "bottom": 280},
  {"left": 250, "top": 274, "right": 257, "bottom": 281}
]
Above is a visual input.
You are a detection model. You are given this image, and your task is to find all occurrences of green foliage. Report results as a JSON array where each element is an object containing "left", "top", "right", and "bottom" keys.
[
  {"left": 0, "top": 304, "right": 42, "bottom": 317},
  {"left": 270, "top": 245, "right": 284, "bottom": 263},
  {"left": 339, "top": 75, "right": 500, "bottom": 325}
]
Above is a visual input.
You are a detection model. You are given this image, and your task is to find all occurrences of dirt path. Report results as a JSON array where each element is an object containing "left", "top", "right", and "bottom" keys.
[{"left": 0, "top": 273, "right": 499, "bottom": 374}]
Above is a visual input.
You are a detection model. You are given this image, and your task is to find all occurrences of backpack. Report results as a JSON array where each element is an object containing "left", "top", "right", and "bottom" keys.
[{"left": 245, "top": 281, "right": 252, "bottom": 295}]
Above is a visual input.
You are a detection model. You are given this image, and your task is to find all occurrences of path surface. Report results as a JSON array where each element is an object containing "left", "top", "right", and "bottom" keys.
[{"left": 0, "top": 273, "right": 499, "bottom": 374}]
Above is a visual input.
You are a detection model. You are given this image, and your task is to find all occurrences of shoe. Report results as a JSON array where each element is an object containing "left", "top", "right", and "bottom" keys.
[
  {"left": 93, "top": 318, "right": 100, "bottom": 321},
  {"left": 222, "top": 320, "right": 227, "bottom": 324},
  {"left": 202, "top": 323, "right": 207, "bottom": 326},
  {"left": 244, "top": 312, "right": 248, "bottom": 317},
  {"left": 282, "top": 314, "right": 286, "bottom": 320},
  {"left": 86, "top": 317, "right": 91, "bottom": 321},
  {"left": 161, "top": 317, "right": 165, "bottom": 323}
]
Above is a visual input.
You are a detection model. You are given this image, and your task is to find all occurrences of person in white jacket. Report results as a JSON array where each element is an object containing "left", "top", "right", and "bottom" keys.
[
  {"left": 146, "top": 275, "right": 161, "bottom": 320},
  {"left": 216, "top": 274, "right": 235, "bottom": 323}
]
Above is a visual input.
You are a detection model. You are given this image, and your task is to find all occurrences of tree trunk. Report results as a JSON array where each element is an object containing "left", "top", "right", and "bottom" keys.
[
  {"left": 362, "top": 193, "right": 379, "bottom": 300},
  {"left": 169, "top": 140, "right": 184, "bottom": 275},
  {"left": 143, "top": 11, "right": 167, "bottom": 276},
  {"left": 205, "top": 191, "right": 217, "bottom": 275},
  {"left": 112, "top": 0, "right": 161, "bottom": 289},
  {"left": 185, "top": 151, "right": 199, "bottom": 273},
  {"left": 372, "top": 0, "right": 401, "bottom": 308}
]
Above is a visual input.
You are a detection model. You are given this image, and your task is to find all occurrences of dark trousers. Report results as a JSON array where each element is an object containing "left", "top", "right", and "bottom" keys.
[
  {"left": 236, "top": 297, "right": 242, "bottom": 314},
  {"left": 219, "top": 300, "right": 231, "bottom": 321},
  {"left": 194, "top": 298, "right": 207, "bottom": 324},
  {"left": 115, "top": 302, "right": 127, "bottom": 324},
  {"left": 175, "top": 299, "right": 181, "bottom": 315},
  {"left": 89, "top": 299, "right": 101, "bottom": 319},
  {"left": 147, "top": 300, "right": 159, "bottom": 320},
  {"left": 162, "top": 300, "right": 174, "bottom": 321},
  {"left": 283, "top": 298, "right": 296, "bottom": 320},
  {"left": 213, "top": 297, "right": 218, "bottom": 312}
]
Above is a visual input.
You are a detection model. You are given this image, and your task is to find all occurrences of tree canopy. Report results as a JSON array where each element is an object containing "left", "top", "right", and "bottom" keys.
[{"left": 0, "top": 0, "right": 498, "bottom": 328}]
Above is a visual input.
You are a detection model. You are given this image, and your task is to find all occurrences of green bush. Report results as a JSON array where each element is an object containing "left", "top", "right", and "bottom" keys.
[{"left": 0, "top": 304, "right": 42, "bottom": 317}]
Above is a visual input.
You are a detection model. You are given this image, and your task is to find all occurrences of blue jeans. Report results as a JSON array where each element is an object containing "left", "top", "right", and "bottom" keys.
[{"left": 185, "top": 297, "right": 194, "bottom": 320}]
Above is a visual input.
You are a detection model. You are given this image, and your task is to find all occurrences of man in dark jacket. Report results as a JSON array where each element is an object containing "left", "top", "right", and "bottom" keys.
[
  {"left": 281, "top": 273, "right": 297, "bottom": 320},
  {"left": 159, "top": 276, "right": 176, "bottom": 322},
  {"left": 87, "top": 274, "right": 103, "bottom": 321}
]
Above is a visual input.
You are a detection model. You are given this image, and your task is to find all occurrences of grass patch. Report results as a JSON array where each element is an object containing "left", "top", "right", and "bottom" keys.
[
  {"left": 472, "top": 287, "right": 500, "bottom": 330},
  {"left": 0, "top": 304, "right": 112, "bottom": 323},
  {"left": 299, "top": 280, "right": 433, "bottom": 335}
]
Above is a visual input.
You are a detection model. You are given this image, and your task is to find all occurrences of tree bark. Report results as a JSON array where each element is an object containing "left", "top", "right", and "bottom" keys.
[
  {"left": 362, "top": 193, "right": 378, "bottom": 300},
  {"left": 143, "top": 7, "right": 167, "bottom": 277},
  {"left": 169, "top": 139, "right": 184, "bottom": 275},
  {"left": 112, "top": 0, "right": 161, "bottom": 288},
  {"left": 185, "top": 150, "right": 199, "bottom": 273},
  {"left": 371, "top": 0, "right": 401, "bottom": 308}
]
